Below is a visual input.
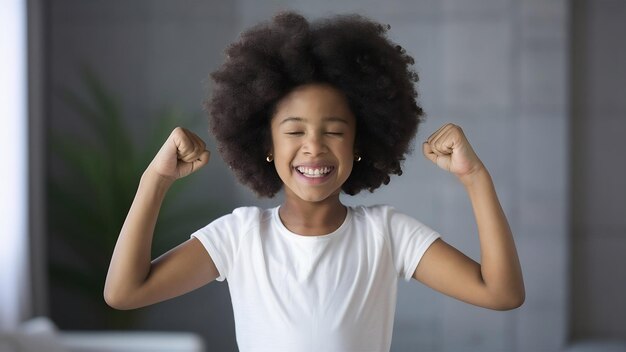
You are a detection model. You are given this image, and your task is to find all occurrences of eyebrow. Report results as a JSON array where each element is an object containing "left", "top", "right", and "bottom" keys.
[{"left": 279, "top": 116, "right": 349, "bottom": 125}]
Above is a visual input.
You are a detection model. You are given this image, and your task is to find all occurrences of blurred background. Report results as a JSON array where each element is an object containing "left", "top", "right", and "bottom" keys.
[{"left": 1, "top": 0, "right": 625, "bottom": 351}]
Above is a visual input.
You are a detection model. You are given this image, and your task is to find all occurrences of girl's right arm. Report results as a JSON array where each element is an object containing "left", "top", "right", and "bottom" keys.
[{"left": 104, "top": 127, "right": 217, "bottom": 310}]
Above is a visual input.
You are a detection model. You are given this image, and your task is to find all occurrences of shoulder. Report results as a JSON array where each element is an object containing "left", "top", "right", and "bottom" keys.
[
  {"left": 348, "top": 204, "right": 395, "bottom": 237},
  {"left": 350, "top": 204, "right": 433, "bottom": 235},
  {"left": 196, "top": 206, "right": 273, "bottom": 235},
  {"left": 230, "top": 206, "right": 272, "bottom": 224},
  {"left": 350, "top": 204, "right": 400, "bottom": 224}
]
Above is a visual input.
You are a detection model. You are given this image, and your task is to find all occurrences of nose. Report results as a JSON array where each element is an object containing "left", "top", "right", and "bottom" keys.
[{"left": 302, "top": 132, "right": 327, "bottom": 156}]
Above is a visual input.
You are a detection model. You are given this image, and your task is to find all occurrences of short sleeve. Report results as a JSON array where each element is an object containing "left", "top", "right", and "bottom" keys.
[
  {"left": 384, "top": 206, "right": 441, "bottom": 281},
  {"left": 190, "top": 207, "right": 259, "bottom": 282}
]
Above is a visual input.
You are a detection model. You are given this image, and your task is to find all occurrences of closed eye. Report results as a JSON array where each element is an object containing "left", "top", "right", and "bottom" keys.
[
  {"left": 285, "top": 131, "right": 304, "bottom": 136},
  {"left": 325, "top": 132, "right": 344, "bottom": 136}
]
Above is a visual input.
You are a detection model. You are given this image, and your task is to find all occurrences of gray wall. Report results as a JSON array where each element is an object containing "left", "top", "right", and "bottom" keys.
[
  {"left": 46, "top": 2, "right": 242, "bottom": 350},
  {"left": 570, "top": 0, "right": 626, "bottom": 341},
  {"left": 44, "top": 0, "right": 624, "bottom": 351}
]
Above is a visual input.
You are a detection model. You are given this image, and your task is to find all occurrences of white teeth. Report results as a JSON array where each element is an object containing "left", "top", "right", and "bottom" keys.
[{"left": 296, "top": 166, "right": 333, "bottom": 178}]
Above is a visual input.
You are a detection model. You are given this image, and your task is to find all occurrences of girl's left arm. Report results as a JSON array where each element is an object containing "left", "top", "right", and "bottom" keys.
[{"left": 413, "top": 123, "right": 525, "bottom": 310}]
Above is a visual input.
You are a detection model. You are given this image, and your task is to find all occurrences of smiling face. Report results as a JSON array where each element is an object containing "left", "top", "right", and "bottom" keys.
[{"left": 270, "top": 83, "right": 356, "bottom": 204}]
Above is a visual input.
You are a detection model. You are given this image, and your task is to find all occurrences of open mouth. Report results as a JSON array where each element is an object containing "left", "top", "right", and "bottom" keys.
[{"left": 295, "top": 166, "right": 335, "bottom": 178}]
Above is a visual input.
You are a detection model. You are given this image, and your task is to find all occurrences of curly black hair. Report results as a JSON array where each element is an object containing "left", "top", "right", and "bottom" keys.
[{"left": 206, "top": 11, "right": 423, "bottom": 198}]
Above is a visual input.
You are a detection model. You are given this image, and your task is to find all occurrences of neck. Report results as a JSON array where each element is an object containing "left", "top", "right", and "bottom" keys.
[{"left": 279, "top": 194, "right": 347, "bottom": 236}]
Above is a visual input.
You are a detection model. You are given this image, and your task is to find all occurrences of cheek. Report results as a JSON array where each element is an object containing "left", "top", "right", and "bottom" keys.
[
  {"left": 273, "top": 139, "right": 296, "bottom": 158},
  {"left": 341, "top": 140, "right": 356, "bottom": 159},
  {"left": 338, "top": 145, "right": 355, "bottom": 173}
]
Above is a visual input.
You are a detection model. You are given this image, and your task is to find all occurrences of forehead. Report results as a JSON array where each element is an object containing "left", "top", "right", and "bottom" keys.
[{"left": 272, "top": 83, "right": 355, "bottom": 124}]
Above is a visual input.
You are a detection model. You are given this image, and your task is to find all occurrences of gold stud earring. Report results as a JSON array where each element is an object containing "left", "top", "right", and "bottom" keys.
[{"left": 266, "top": 154, "right": 274, "bottom": 162}]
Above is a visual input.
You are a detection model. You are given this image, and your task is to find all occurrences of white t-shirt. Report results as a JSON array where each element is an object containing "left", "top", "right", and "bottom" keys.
[{"left": 191, "top": 205, "right": 440, "bottom": 352}]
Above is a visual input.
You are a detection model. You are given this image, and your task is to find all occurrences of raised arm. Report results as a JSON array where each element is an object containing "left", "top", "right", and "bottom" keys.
[
  {"left": 104, "top": 127, "right": 218, "bottom": 310},
  {"left": 413, "top": 123, "right": 525, "bottom": 311}
]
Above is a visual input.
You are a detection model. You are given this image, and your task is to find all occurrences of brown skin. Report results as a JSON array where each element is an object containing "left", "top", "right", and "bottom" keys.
[
  {"left": 269, "top": 83, "right": 356, "bottom": 236},
  {"left": 416, "top": 124, "right": 525, "bottom": 310},
  {"left": 104, "top": 84, "right": 524, "bottom": 311},
  {"left": 103, "top": 127, "right": 217, "bottom": 310}
]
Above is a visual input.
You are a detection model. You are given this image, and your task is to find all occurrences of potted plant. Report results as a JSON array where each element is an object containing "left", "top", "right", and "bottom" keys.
[{"left": 47, "top": 67, "right": 222, "bottom": 328}]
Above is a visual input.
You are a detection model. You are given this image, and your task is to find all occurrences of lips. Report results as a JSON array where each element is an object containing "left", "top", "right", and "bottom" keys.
[{"left": 294, "top": 165, "right": 335, "bottom": 178}]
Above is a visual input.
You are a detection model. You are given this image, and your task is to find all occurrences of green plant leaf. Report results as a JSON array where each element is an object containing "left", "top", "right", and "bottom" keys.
[{"left": 48, "top": 67, "right": 224, "bottom": 329}]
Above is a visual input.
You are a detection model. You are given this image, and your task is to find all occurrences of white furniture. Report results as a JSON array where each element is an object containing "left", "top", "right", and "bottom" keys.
[{"left": 0, "top": 317, "right": 205, "bottom": 352}]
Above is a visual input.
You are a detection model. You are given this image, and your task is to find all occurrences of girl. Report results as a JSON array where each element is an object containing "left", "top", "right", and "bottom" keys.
[{"left": 104, "top": 11, "right": 524, "bottom": 351}]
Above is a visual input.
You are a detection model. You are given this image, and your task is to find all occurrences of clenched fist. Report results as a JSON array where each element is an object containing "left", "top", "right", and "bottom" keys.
[
  {"left": 422, "top": 123, "right": 484, "bottom": 182},
  {"left": 147, "top": 127, "right": 210, "bottom": 181}
]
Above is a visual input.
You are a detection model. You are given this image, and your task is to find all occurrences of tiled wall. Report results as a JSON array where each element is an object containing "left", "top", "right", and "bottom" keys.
[
  {"left": 48, "top": 1, "right": 573, "bottom": 351},
  {"left": 239, "top": 0, "right": 569, "bottom": 352},
  {"left": 235, "top": 1, "right": 571, "bottom": 351}
]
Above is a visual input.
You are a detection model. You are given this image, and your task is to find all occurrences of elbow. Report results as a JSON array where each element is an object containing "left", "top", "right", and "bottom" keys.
[
  {"left": 104, "top": 289, "right": 125, "bottom": 310},
  {"left": 103, "top": 286, "right": 136, "bottom": 311},
  {"left": 502, "top": 294, "right": 525, "bottom": 311},
  {"left": 513, "top": 289, "right": 526, "bottom": 308},
  {"left": 493, "top": 290, "right": 525, "bottom": 311}
]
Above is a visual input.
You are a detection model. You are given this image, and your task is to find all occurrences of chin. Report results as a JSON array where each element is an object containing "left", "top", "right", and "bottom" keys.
[
  {"left": 297, "top": 194, "right": 331, "bottom": 203},
  {"left": 295, "top": 189, "right": 341, "bottom": 203}
]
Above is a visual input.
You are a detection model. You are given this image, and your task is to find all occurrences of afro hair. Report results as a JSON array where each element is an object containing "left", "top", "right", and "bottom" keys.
[{"left": 206, "top": 11, "right": 423, "bottom": 198}]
